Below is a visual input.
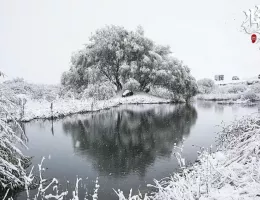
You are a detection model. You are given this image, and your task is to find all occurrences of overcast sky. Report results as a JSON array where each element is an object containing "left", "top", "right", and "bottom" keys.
[{"left": 1, "top": 0, "right": 260, "bottom": 84}]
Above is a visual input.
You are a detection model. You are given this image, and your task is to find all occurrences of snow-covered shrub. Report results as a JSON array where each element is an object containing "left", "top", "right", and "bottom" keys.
[
  {"left": 123, "top": 78, "right": 140, "bottom": 91},
  {"left": 61, "top": 87, "right": 82, "bottom": 100},
  {"left": 82, "top": 82, "right": 116, "bottom": 100},
  {"left": 197, "top": 78, "right": 215, "bottom": 94},
  {"left": 98, "top": 84, "right": 116, "bottom": 100},
  {"left": 197, "top": 83, "right": 252, "bottom": 102},
  {"left": 226, "top": 84, "right": 247, "bottom": 94},
  {"left": 212, "top": 85, "right": 227, "bottom": 94},
  {"left": 250, "top": 83, "right": 260, "bottom": 94},
  {"left": 212, "top": 84, "right": 247, "bottom": 95},
  {"left": 0, "top": 85, "right": 32, "bottom": 196},
  {"left": 82, "top": 84, "right": 99, "bottom": 99},
  {"left": 149, "top": 86, "right": 174, "bottom": 99},
  {"left": 196, "top": 93, "right": 241, "bottom": 101},
  {"left": 2, "top": 79, "right": 60, "bottom": 102},
  {"left": 241, "top": 91, "right": 260, "bottom": 102}
]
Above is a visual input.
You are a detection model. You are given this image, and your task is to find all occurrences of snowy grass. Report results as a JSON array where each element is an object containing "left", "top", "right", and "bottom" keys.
[
  {"left": 19, "top": 93, "right": 171, "bottom": 122},
  {"left": 115, "top": 114, "right": 260, "bottom": 200}
]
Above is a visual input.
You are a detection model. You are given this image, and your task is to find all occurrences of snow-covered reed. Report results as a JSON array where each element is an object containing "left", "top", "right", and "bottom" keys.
[
  {"left": 0, "top": 85, "right": 33, "bottom": 196},
  {"left": 13, "top": 156, "right": 100, "bottom": 200},
  {"left": 115, "top": 114, "right": 260, "bottom": 200}
]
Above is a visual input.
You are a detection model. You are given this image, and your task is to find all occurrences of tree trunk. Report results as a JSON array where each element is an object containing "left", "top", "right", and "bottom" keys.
[
  {"left": 185, "top": 97, "right": 191, "bottom": 104},
  {"left": 115, "top": 80, "right": 122, "bottom": 92},
  {"left": 139, "top": 84, "right": 147, "bottom": 92}
]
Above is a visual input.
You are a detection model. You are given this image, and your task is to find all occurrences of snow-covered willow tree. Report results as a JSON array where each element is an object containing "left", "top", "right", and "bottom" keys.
[
  {"left": 151, "top": 57, "right": 198, "bottom": 101},
  {"left": 61, "top": 25, "right": 198, "bottom": 100},
  {"left": 0, "top": 73, "right": 32, "bottom": 196}
]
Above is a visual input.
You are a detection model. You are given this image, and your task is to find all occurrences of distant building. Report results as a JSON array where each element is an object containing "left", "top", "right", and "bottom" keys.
[
  {"left": 214, "top": 75, "right": 224, "bottom": 81},
  {"left": 232, "top": 76, "right": 239, "bottom": 80}
]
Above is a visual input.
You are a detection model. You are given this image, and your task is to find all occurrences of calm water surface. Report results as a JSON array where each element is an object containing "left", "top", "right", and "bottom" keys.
[{"left": 14, "top": 101, "right": 260, "bottom": 199}]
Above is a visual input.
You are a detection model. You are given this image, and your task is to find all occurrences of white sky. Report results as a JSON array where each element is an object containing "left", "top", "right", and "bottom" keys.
[{"left": 0, "top": 0, "right": 260, "bottom": 84}]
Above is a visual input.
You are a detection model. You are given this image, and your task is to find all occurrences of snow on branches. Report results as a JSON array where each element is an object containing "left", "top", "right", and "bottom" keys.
[{"left": 0, "top": 85, "right": 32, "bottom": 196}]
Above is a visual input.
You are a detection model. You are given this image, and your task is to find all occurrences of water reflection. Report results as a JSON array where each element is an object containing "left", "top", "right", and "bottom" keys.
[
  {"left": 214, "top": 104, "right": 224, "bottom": 113},
  {"left": 62, "top": 104, "right": 197, "bottom": 177},
  {"left": 196, "top": 101, "right": 214, "bottom": 109},
  {"left": 196, "top": 100, "right": 260, "bottom": 114}
]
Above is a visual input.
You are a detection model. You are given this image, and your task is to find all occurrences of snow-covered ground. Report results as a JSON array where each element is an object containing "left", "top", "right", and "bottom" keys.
[
  {"left": 116, "top": 114, "right": 260, "bottom": 200},
  {"left": 20, "top": 93, "right": 171, "bottom": 121}
]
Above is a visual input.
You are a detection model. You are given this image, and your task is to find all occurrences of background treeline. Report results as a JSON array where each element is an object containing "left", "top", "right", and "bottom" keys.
[{"left": 197, "top": 78, "right": 260, "bottom": 102}]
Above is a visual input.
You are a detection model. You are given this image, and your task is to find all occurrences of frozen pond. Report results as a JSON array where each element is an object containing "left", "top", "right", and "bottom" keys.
[{"left": 14, "top": 102, "right": 260, "bottom": 199}]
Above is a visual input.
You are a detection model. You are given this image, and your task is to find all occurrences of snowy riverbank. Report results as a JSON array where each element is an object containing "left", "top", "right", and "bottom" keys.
[
  {"left": 196, "top": 93, "right": 260, "bottom": 103},
  {"left": 196, "top": 94, "right": 260, "bottom": 106},
  {"left": 19, "top": 93, "right": 172, "bottom": 122},
  {"left": 116, "top": 114, "right": 260, "bottom": 200}
]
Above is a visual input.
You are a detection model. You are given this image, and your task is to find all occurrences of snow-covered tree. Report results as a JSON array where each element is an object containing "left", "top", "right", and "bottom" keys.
[
  {"left": 62, "top": 25, "right": 170, "bottom": 91},
  {"left": 87, "top": 25, "right": 130, "bottom": 91},
  {"left": 151, "top": 58, "right": 198, "bottom": 101},
  {"left": 61, "top": 25, "right": 198, "bottom": 101},
  {"left": 197, "top": 78, "right": 215, "bottom": 94}
]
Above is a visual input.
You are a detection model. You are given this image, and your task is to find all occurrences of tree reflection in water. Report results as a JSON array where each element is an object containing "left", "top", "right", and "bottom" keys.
[
  {"left": 196, "top": 100, "right": 214, "bottom": 109},
  {"left": 62, "top": 104, "right": 197, "bottom": 178}
]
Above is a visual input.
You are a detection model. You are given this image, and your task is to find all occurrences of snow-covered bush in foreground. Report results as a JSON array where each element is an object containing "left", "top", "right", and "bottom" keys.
[
  {"left": 0, "top": 86, "right": 33, "bottom": 197},
  {"left": 115, "top": 114, "right": 260, "bottom": 200}
]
